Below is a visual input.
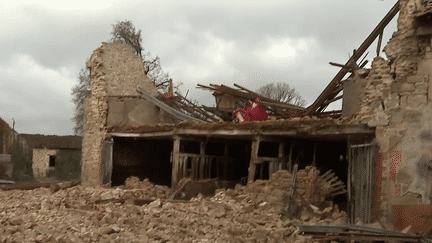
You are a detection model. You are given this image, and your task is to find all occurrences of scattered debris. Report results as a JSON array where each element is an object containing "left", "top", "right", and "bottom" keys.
[{"left": 298, "top": 224, "right": 432, "bottom": 243}]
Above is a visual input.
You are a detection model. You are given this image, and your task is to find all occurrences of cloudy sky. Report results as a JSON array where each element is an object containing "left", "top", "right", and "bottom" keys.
[{"left": 0, "top": 0, "right": 399, "bottom": 136}]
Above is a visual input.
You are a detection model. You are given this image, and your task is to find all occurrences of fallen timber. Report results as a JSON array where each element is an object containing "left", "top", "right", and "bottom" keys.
[
  {"left": 298, "top": 224, "right": 432, "bottom": 243},
  {"left": 0, "top": 178, "right": 81, "bottom": 191}
]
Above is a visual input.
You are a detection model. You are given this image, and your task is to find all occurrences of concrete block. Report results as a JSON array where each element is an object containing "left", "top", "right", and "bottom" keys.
[{"left": 407, "top": 94, "right": 427, "bottom": 107}]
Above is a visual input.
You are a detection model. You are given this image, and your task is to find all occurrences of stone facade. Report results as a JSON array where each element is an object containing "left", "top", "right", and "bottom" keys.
[
  {"left": 32, "top": 148, "right": 57, "bottom": 178},
  {"left": 81, "top": 42, "right": 173, "bottom": 187},
  {"left": 352, "top": 0, "right": 432, "bottom": 222}
]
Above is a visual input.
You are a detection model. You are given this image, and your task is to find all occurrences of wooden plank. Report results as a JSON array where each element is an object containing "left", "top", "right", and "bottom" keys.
[
  {"left": 171, "top": 137, "right": 181, "bottom": 189},
  {"left": 278, "top": 143, "right": 284, "bottom": 171},
  {"left": 233, "top": 83, "right": 300, "bottom": 113},
  {"left": 329, "top": 62, "right": 356, "bottom": 70},
  {"left": 173, "top": 102, "right": 212, "bottom": 122},
  {"left": 255, "top": 157, "right": 283, "bottom": 163},
  {"left": 322, "top": 95, "right": 343, "bottom": 106},
  {"left": 210, "top": 84, "right": 305, "bottom": 112},
  {"left": 177, "top": 156, "right": 183, "bottom": 179},
  {"left": 199, "top": 157, "right": 205, "bottom": 180},
  {"left": 175, "top": 91, "right": 220, "bottom": 122},
  {"left": 200, "top": 142, "right": 206, "bottom": 179},
  {"left": 248, "top": 138, "right": 261, "bottom": 183},
  {"left": 182, "top": 156, "right": 188, "bottom": 179},
  {"left": 137, "top": 86, "right": 207, "bottom": 123},
  {"left": 376, "top": 30, "right": 383, "bottom": 57},
  {"left": 179, "top": 153, "right": 202, "bottom": 157},
  {"left": 288, "top": 142, "right": 293, "bottom": 173}
]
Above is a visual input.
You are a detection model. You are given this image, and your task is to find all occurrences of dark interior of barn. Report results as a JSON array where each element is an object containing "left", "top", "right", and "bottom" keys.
[
  {"left": 111, "top": 135, "right": 349, "bottom": 212},
  {"left": 111, "top": 137, "right": 173, "bottom": 187}
]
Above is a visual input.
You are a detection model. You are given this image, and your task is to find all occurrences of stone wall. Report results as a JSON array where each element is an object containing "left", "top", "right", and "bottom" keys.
[
  {"left": 32, "top": 148, "right": 57, "bottom": 178},
  {"left": 81, "top": 42, "right": 169, "bottom": 187},
  {"left": 81, "top": 45, "right": 109, "bottom": 187},
  {"left": 352, "top": 0, "right": 432, "bottom": 222}
]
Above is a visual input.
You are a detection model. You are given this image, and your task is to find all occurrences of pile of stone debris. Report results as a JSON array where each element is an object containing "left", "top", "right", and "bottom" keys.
[{"left": 0, "top": 168, "right": 371, "bottom": 243}]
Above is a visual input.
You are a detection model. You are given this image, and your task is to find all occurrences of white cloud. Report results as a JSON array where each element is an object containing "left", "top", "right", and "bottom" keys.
[
  {"left": 255, "top": 35, "right": 318, "bottom": 66},
  {"left": 202, "top": 32, "right": 237, "bottom": 67},
  {"left": 0, "top": 54, "right": 76, "bottom": 118}
]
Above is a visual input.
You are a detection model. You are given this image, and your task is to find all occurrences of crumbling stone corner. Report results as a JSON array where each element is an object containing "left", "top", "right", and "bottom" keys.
[{"left": 81, "top": 46, "right": 108, "bottom": 187}]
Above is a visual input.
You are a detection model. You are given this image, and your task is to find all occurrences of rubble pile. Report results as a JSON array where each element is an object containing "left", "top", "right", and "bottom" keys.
[
  {"left": 0, "top": 169, "right": 352, "bottom": 243},
  {"left": 209, "top": 167, "right": 348, "bottom": 225},
  {"left": 122, "top": 176, "right": 172, "bottom": 200}
]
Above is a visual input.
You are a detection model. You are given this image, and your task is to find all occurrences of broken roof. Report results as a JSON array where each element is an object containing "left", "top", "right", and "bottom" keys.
[
  {"left": 20, "top": 134, "right": 83, "bottom": 150},
  {"left": 108, "top": 115, "right": 374, "bottom": 141}
]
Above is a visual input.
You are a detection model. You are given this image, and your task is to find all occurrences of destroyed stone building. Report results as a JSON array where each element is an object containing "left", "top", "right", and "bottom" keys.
[
  {"left": 79, "top": 0, "right": 432, "bottom": 233},
  {"left": 20, "top": 134, "right": 82, "bottom": 179}
]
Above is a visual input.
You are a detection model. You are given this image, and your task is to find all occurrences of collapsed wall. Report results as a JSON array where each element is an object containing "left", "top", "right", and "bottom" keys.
[
  {"left": 81, "top": 45, "right": 108, "bottom": 187},
  {"left": 81, "top": 42, "right": 173, "bottom": 187},
  {"left": 353, "top": 0, "right": 432, "bottom": 222}
]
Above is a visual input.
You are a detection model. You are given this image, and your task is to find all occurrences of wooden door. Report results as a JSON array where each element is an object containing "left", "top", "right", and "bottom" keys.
[{"left": 348, "top": 139, "right": 376, "bottom": 224}]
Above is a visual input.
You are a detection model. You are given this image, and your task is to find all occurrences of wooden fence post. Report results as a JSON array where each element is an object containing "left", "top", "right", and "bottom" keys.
[{"left": 248, "top": 137, "right": 260, "bottom": 183}]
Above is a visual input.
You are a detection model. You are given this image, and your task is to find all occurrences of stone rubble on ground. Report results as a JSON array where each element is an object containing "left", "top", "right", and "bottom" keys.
[{"left": 0, "top": 168, "right": 388, "bottom": 243}]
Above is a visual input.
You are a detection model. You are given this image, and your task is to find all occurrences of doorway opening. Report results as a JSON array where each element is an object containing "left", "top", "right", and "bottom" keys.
[{"left": 111, "top": 137, "right": 173, "bottom": 187}]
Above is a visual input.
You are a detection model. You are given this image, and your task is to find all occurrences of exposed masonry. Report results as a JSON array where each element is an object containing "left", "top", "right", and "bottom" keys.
[
  {"left": 81, "top": 42, "right": 169, "bottom": 187},
  {"left": 32, "top": 149, "right": 57, "bottom": 179},
  {"left": 352, "top": 0, "right": 432, "bottom": 222}
]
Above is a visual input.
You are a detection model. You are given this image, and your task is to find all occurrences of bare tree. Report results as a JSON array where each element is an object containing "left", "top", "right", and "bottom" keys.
[
  {"left": 71, "top": 65, "right": 91, "bottom": 136},
  {"left": 256, "top": 82, "right": 307, "bottom": 107},
  {"left": 110, "top": 20, "right": 143, "bottom": 57},
  {"left": 109, "top": 20, "right": 176, "bottom": 93},
  {"left": 71, "top": 20, "right": 183, "bottom": 135}
]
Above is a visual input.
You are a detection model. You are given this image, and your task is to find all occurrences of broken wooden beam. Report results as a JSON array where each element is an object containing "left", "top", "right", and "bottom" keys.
[
  {"left": 248, "top": 138, "right": 260, "bottom": 183},
  {"left": 171, "top": 137, "right": 181, "bottom": 189},
  {"left": 322, "top": 95, "right": 343, "bottom": 106},
  {"left": 175, "top": 91, "right": 221, "bottom": 122},
  {"left": 329, "top": 62, "right": 356, "bottom": 71},
  {"left": 137, "top": 86, "right": 208, "bottom": 123},
  {"left": 304, "top": 1, "right": 400, "bottom": 116}
]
